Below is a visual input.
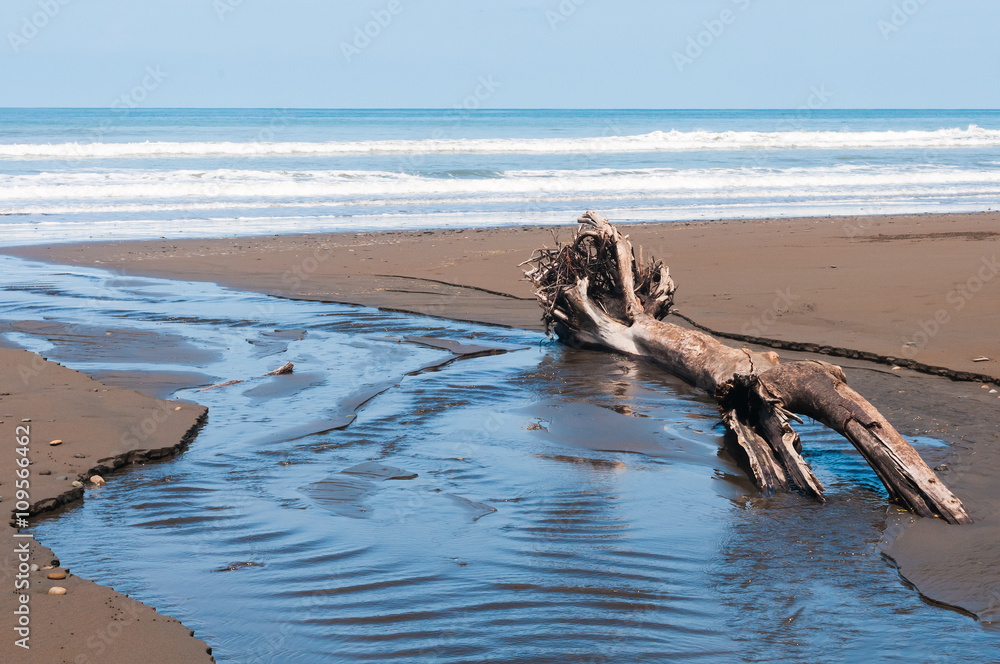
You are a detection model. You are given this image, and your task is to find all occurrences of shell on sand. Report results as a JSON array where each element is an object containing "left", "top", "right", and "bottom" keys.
[
  {"left": 49, "top": 439, "right": 62, "bottom": 446},
  {"left": 48, "top": 587, "right": 67, "bottom": 595}
]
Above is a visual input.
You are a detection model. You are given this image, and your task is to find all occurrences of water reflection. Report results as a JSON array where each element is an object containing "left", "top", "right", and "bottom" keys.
[{"left": 1, "top": 255, "right": 996, "bottom": 663}]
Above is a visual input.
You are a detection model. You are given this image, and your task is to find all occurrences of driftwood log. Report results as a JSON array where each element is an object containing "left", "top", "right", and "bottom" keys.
[{"left": 523, "top": 212, "right": 971, "bottom": 524}]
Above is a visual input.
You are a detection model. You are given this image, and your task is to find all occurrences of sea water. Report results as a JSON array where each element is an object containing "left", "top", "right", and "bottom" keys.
[{"left": 1, "top": 108, "right": 999, "bottom": 246}]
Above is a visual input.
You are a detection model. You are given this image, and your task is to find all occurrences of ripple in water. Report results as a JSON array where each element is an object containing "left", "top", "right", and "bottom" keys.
[{"left": 1, "top": 255, "right": 996, "bottom": 663}]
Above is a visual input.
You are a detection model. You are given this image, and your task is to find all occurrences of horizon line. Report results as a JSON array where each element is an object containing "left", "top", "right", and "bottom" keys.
[{"left": 1, "top": 106, "right": 999, "bottom": 112}]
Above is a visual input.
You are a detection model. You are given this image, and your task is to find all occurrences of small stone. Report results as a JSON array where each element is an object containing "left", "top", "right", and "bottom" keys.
[
  {"left": 22, "top": 419, "right": 31, "bottom": 423},
  {"left": 972, "top": 357, "right": 990, "bottom": 362},
  {"left": 29, "top": 564, "right": 39, "bottom": 572},
  {"left": 48, "top": 587, "right": 67, "bottom": 595},
  {"left": 90, "top": 475, "right": 106, "bottom": 486},
  {"left": 49, "top": 439, "right": 63, "bottom": 446},
  {"left": 56, "top": 476, "right": 68, "bottom": 481},
  {"left": 42, "top": 565, "right": 53, "bottom": 570},
  {"left": 74, "top": 454, "right": 86, "bottom": 458},
  {"left": 174, "top": 406, "right": 182, "bottom": 411},
  {"left": 991, "top": 390, "right": 998, "bottom": 394},
  {"left": 39, "top": 470, "right": 51, "bottom": 476},
  {"left": 934, "top": 464, "right": 949, "bottom": 472},
  {"left": 71, "top": 481, "right": 83, "bottom": 488},
  {"left": 891, "top": 366, "right": 901, "bottom": 371},
  {"left": 47, "top": 571, "right": 67, "bottom": 580}
]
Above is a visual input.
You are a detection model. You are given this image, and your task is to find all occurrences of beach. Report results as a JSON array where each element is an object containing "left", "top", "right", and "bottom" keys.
[
  {"left": 11, "top": 210, "right": 998, "bottom": 380},
  {"left": 2, "top": 105, "right": 1000, "bottom": 661},
  {"left": 0, "top": 349, "right": 213, "bottom": 662},
  {"left": 2, "top": 210, "right": 999, "bottom": 660}
]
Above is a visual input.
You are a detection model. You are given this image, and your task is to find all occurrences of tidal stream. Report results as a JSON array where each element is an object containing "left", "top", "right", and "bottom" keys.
[{"left": 1, "top": 255, "right": 997, "bottom": 663}]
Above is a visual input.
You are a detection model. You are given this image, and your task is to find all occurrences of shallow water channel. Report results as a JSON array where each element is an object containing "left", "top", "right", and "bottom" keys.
[{"left": 1, "top": 255, "right": 997, "bottom": 663}]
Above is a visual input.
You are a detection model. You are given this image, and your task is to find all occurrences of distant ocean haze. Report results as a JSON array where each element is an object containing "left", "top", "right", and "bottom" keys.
[{"left": 1, "top": 108, "right": 998, "bottom": 245}]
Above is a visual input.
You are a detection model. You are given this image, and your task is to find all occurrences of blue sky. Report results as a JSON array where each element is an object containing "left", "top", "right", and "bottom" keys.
[{"left": 1, "top": 0, "right": 998, "bottom": 108}]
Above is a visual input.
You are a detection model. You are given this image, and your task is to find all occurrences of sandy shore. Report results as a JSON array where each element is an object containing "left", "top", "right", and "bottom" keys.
[
  {"left": 1, "top": 210, "right": 998, "bottom": 643},
  {"left": 0, "top": 349, "right": 214, "bottom": 663},
  {"left": 9, "top": 211, "right": 997, "bottom": 381}
]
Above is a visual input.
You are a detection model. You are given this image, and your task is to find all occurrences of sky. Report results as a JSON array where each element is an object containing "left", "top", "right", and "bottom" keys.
[{"left": 1, "top": 0, "right": 998, "bottom": 108}]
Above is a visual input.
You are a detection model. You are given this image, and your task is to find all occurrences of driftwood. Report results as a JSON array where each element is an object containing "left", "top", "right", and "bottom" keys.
[{"left": 523, "top": 212, "right": 971, "bottom": 524}]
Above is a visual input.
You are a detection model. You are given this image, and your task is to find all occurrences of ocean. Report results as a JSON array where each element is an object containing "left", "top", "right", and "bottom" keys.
[{"left": 2, "top": 108, "right": 999, "bottom": 245}]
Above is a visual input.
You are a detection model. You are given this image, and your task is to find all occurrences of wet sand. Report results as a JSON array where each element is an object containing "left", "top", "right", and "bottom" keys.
[
  {"left": 8, "top": 211, "right": 998, "bottom": 381},
  {"left": 2, "top": 211, "right": 999, "bottom": 653},
  {"left": 0, "top": 348, "right": 214, "bottom": 663}
]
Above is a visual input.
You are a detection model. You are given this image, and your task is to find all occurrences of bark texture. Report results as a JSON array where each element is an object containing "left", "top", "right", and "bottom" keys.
[{"left": 523, "top": 212, "right": 971, "bottom": 524}]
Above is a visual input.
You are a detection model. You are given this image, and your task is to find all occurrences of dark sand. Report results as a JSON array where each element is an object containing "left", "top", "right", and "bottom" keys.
[
  {"left": 9, "top": 211, "right": 998, "bottom": 381},
  {"left": 2, "top": 211, "right": 999, "bottom": 642},
  {"left": 0, "top": 348, "right": 214, "bottom": 663}
]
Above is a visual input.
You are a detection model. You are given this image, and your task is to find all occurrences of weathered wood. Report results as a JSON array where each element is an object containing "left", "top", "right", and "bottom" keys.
[{"left": 523, "top": 212, "right": 971, "bottom": 524}]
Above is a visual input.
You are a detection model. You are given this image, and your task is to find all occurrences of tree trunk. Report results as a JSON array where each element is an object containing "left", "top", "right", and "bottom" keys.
[{"left": 522, "top": 212, "right": 971, "bottom": 525}]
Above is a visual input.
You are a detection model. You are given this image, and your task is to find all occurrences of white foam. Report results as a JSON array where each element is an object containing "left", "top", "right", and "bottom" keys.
[
  {"left": 2, "top": 125, "right": 999, "bottom": 159},
  {"left": 3, "top": 165, "right": 1000, "bottom": 204}
]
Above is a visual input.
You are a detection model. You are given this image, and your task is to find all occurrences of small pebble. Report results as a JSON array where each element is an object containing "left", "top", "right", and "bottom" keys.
[
  {"left": 49, "top": 439, "right": 63, "bottom": 446},
  {"left": 972, "top": 356, "right": 990, "bottom": 362},
  {"left": 29, "top": 564, "right": 39, "bottom": 572},
  {"left": 991, "top": 389, "right": 998, "bottom": 394},
  {"left": 38, "top": 470, "right": 51, "bottom": 476},
  {"left": 71, "top": 481, "right": 83, "bottom": 488},
  {"left": 56, "top": 476, "right": 68, "bottom": 481},
  {"left": 42, "top": 565, "right": 53, "bottom": 570},
  {"left": 22, "top": 419, "right": 31, "bottom": 423},
  {"left": 934, "top": 464, "right": 949, "bottom": 472},
  {"left": 47, "top": 571, "right": 67, "bottom": 580},
  {"left": 174, "top": 406, "right": 182, "bottom": 411},
  {"left": 48, "top": 587, "right": 67, "bottom": 595},
  {"left": 90, "top": 475, "right": 106, "bottom": 486},
  {"left": 74, "top": 454, "right": 86, "bottom": 458}
]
